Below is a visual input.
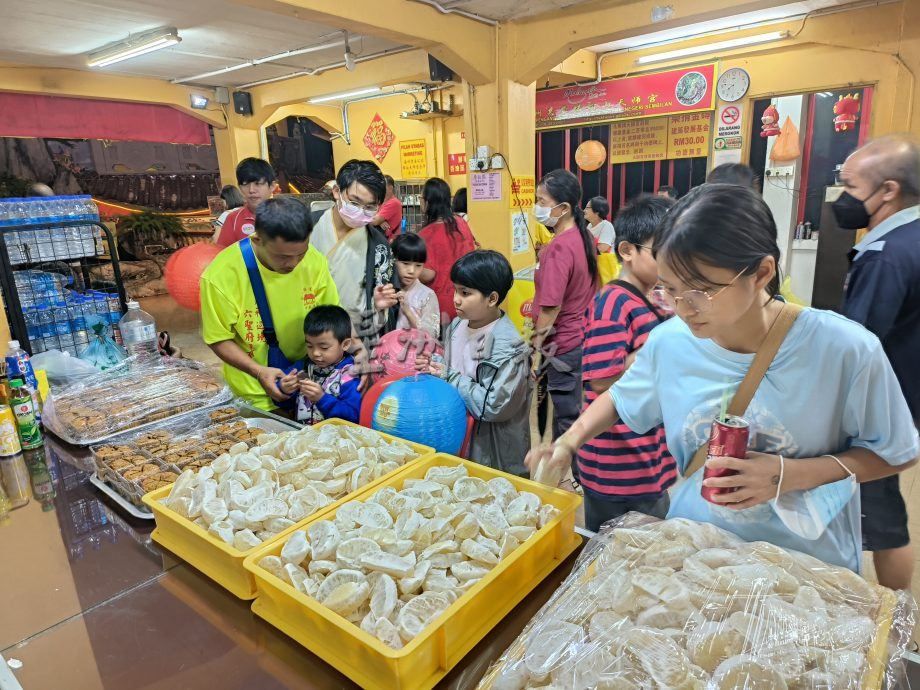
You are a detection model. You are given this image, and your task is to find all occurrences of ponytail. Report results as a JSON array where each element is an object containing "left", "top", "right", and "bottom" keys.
[
  {"left": 538, "top": 169, "right": 599, "bottom": 284},
  {"left": 572, "top": 205, "right": 598, "bottom": 283}
]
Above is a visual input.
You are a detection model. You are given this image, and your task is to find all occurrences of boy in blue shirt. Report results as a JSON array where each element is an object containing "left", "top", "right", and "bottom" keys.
[{"left": 280, "top": 305, "right": 361, "bottom": 425}]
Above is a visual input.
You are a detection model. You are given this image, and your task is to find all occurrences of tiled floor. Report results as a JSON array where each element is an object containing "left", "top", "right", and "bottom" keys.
[{"left": 144, "top": 292, "right": 920, "bottom": 635}]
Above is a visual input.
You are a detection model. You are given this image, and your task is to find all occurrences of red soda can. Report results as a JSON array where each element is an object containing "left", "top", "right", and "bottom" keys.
[{"left": 701, "top": 415, "right": 750, "bottom": 504}]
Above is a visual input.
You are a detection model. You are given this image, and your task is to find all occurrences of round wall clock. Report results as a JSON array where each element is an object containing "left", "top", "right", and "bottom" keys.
[{"left": 717, "top": 67, "right": 751, "bottom": 102}]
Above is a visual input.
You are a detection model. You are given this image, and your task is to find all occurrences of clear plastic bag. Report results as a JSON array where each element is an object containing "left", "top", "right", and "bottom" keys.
[
  {"left": 42, "top": 357, "right": 232, "bottom": 445},
  {"left": 31, "top": 349, "right": 100, "bottom": 387},
  {"left": 477, "top": 513, "right": 917, "bottom": 690},
  {"left": 78, "top": 315, "right": 126, "bottom": 371}
]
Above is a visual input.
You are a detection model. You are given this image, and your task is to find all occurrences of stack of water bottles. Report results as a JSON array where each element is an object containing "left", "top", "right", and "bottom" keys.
[
  {"left": 0, "top": 196, "right": 102, "bottom": 265},
  {"left": 22, "top": 284, "right": 123, "bottom": 356}
]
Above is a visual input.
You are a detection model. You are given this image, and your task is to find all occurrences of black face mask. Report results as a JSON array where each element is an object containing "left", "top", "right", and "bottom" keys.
[{"left": 832, "top": 185, "right": 881, "bottom": 230}]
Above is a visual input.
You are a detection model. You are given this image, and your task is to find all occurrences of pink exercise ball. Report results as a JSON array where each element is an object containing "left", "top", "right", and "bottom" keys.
[{"left": 165, "top": 243, "right": 222, "bottom": 311}]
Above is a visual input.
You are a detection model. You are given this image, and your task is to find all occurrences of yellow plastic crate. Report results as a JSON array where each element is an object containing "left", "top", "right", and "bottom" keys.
[
  {"left": 242, "top": 453, "right": 583, "bottom": 690},
  {"left": 142, "top": 419, "right": 433, "bottom": 599}
]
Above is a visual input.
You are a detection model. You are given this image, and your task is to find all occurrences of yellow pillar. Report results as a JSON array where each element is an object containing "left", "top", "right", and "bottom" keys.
[
  {"left": 463, "top": 27, "right": 537, "bottom": 273},
  {"left": 213, "top": 120, "right": 263, "bottom": 188}
]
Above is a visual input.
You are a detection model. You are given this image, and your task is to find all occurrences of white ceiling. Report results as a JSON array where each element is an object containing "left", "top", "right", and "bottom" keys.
[
  {"left": 436, "top": 0, "right": 595, "bottom": 21},
  {"left": 0, "top": 0, "right": 406, "bottom": 88}
]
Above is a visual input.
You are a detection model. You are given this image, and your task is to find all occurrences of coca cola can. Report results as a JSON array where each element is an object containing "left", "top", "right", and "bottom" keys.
[{"left": 701, "top": 415, "right": 750, "bottom": 504}]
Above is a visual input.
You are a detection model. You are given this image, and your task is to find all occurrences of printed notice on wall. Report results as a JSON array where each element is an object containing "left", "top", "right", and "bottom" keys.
[
  {"left": 512, "top": 211, "right": 530, "bottom": 254},
  {"left": 399, "top": 138, "right": 428, "bottom": 178},
  {"left": 470, "top": 172, "right": 502, "bottom": 201},
  {"left": 510, "top": 175, "right": 535, "bottom": 209}
]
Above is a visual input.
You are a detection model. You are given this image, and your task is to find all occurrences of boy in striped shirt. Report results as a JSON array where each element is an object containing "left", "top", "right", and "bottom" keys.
[{"left": 578, "top": 195, "right": 677, "bottom": 531}]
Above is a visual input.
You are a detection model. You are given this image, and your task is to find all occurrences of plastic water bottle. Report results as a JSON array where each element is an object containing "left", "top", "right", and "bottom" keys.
[
  {"left": 0, "top": 199, "right": 23, "bottom": 264},
  {"left": 23, "top": 308, "right": 42, "bottom": 349},
  {"left": 35, "top": 304, "right": 56, "bottom": 352},
  {"left": 119, "top": 301, "right": 158, "bottom": 358},
  {"left": 6, "top": 340, "right": 42, "bottom": 425},
  {"left": 51, "top": 301, "right": 75, "bottom": 351}
]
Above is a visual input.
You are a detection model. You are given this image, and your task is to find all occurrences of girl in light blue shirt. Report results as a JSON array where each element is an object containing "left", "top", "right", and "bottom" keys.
[{"left": 527, "top": 184, "right": 919, "bottom": 571}]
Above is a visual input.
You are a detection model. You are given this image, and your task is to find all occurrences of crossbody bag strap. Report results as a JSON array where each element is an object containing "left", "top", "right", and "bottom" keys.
[
  {"left": 682, "top": 301, "right": 803, "bottom": 478},
  {"left": 239, "top": 238, "right": 278, "bottom": 346}
]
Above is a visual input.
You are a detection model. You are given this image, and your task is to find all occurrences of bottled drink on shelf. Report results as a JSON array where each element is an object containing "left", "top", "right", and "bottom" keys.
[
  {"left": 51, "top": 301, "right": 75, "bottom": 351},
  {"left": 119, "top": 300, "right": 158, "bottom": 358},
  {"left": 35, "top": 304, "right": 57, "bottom": 352}
]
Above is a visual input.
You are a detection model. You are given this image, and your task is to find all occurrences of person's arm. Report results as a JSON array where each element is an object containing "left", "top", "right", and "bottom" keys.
[
  {"left": 524, "top": 392, "right": 620, "bottom": 472},
  {"left": 208, "top": 340, "right": 289, "bottom": 401},
  {"left": 315, "top": 378, "right": 361, "bottom": 424},
  {"left": 397, "top": 293, "right": 420, "bottom": 330},
  {"left": 532, "top": 306, "right": 561, "bottom": 359},
  {"left": 703, "top": 447, "right": 918, "bottom": 510},
  {"left": 446, "top": 347, "right": 529, "bottom": 423},
  {"left": 417, "top": 292, "right": 442, "bottom": 339}
]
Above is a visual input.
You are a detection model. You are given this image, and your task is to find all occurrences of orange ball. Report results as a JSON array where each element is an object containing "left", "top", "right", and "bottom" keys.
[
  {"left": 575, "top": 140, "right": 607, "bottom": 171},
  {"left": 164, "top": 243, "right": 222, "bottom": 311}
]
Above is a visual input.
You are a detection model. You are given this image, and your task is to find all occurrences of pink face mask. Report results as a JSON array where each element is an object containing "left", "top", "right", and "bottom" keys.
[{"left": 337, "top": 199, "right": 375, "bottom": 228}]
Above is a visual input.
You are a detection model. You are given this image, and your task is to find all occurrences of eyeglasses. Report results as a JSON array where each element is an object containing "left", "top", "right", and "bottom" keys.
[
  {"left": 341, "top": 198, "right": 380, "bottom": 215},
  {"left": 652, "top": 268, "right": 747, "bottom": 313}
]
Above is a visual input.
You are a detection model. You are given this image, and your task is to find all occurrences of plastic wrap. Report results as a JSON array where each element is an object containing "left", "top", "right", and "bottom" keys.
[
  {"left": 42, "top": 357, "right": 231, "bottom": 445},
  {"left": 477, "top": 513, "right": 917, "bottom": 690},
  {"left": 89, "top": 402, "right": 295, "bottom": 510}
]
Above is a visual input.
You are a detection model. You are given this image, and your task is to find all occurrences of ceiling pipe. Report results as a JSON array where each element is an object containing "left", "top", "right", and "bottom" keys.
[
  {"left": 237, "top": 46, "right": 416, "bottom": 88},
  {"left": 406, "top": 0, "right": 498, "bottom": 26},
  {"left": 326, "top": 85, "right": 450, "bottom": 144},
  {"left": 171, "top": 35, "right": 350, "bottom": 84}
]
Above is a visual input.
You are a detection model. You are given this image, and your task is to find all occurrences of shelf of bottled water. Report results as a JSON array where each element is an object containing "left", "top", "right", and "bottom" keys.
[
  {"left": 17, "top": 272, "right": 124, "bottom": 356},
  {"left": 0, "top": 196, "right": 104, "bottom": 264}
]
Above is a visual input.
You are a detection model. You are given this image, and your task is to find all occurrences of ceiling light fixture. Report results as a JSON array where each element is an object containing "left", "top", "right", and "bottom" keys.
[
  {"left": 343, "top": 32, "right": 356, "bottom": 71},
  {"left": 308, "top": 87, "right": 381, "bottom": 104},
  {"left": 87, "top": 27, "right": 181, "bottom": 68},
  {"left": 635, "top": 30, "right": 788, "bottom": 65}
]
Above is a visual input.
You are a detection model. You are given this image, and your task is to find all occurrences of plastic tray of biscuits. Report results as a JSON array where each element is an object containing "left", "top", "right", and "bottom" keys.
[
  {"left": 477, "top": 513, "right": 918, "bottom": 690},
  {"left": 89, "top": 403, "right": 296, "bottom": 506},
  {"left": 42, "top": 357, "right": 233, "bottom": 445}
]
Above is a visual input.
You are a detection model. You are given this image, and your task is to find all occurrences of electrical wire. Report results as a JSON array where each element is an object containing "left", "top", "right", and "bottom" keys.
[{"left": 493, "top": 152, "right": 540, "bottom": 257}]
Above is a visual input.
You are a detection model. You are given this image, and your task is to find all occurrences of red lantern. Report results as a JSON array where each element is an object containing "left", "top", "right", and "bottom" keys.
[
  {"left": 574, "top": 140, "right": 607, "bottom": 171},
  {"left": 164, "top": 243, "right": 222, "bottom": 311},
  {"left": 833, "top": 94, "right": 860, "bottom": 132}
]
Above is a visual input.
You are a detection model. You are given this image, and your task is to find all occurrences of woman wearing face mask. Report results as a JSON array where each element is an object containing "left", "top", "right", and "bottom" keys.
[
  {"left": 419, "top": 178, "right": 477, "bottom": 323},
  {"left": 532, "top": 170, "right": 599, "bottom": 442},
  {"left": 526, "top": 184, "right": 918, "bottom": 571}
]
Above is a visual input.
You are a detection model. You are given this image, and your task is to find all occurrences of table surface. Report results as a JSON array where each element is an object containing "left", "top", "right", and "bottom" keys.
[{"left": 2, "top": 434, "right": 918, "bottom": 690}]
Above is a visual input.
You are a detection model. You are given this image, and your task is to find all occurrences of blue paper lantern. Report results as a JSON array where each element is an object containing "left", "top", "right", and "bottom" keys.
[{"left": 372, "top": 374, "right": 468, "bottom": 454}]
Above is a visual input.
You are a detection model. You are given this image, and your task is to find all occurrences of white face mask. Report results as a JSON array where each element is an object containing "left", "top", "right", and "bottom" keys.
[
  {"left": 534, "top": 202, "right": 564, "bottom": 228},
  {"left": 772, "top": 455, "right": 857, "bottom": 540}
]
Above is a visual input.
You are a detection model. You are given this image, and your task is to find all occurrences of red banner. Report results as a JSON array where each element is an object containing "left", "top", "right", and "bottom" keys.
[
  {"left": 447, "top": 153, "right": 467, "bottom": 175},
  {"left": 0, "top": 93, "right": 212, "bottom": 144},
  {"left": 536, "top": 64, "right": 716, "bottom": 130}
]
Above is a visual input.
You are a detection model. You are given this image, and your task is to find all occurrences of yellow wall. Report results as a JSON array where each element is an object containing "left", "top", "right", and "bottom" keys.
[{"left": 327, "top": 88, "right": 466, "bottom": 183}]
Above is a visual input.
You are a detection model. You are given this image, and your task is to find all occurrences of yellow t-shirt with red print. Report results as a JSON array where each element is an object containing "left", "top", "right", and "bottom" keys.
[{"left": 201, "top": 242, "right": 339, "bottom": 410}]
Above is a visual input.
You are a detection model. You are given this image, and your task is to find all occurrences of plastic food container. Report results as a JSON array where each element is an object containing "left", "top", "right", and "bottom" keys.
[
  {"left": 242, "top": 453, "right": 583, "bottom": 690},
  {"left": 143, "top": 420, "right": 433, "bottom": 599}
]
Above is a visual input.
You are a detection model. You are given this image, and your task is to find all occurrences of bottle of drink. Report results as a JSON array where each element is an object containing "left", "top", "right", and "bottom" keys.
[
  {"left": 0, "top": 199, "right": 23, "bottom": 264},
  {"left": 51, "top": 301, "right": 76, "bottom": 352},
  {"left": 69, "top": 298, "right": 88, "bottom": 352},
  {"left": 36, "top": 303, "right": 57, "bottom": 352},
  {"left": 0, "top": 404, "right": 22, "bottom": 457},
  {"left": 23, "top": 308, "right": 42, "bottom": 352},
  {"left": 119, "top": 300, "right": 158, "bottom": 358},
  {"left": 5, "top": 340, "right": 41, "bottom": 423},
  {"left": 9, "top": 379, "right": 42, "bottom": 449}
]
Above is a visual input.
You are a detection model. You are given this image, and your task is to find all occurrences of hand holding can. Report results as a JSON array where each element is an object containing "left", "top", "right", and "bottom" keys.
[{"left": 701, "top": 415, "right": 749, "bottom": 504}]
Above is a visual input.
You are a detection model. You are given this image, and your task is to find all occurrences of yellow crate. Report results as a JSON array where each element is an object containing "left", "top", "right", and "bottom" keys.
[
  {"left": 142, "top": 419, "right": 433, "bottom": 600},
  {"left": 242, "top": 453, "right": 583, "bottom": 690}
]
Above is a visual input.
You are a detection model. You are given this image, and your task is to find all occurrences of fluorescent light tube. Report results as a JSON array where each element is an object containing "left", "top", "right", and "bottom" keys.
[
  {"left": 308, "top": 87, "right": 381, "bottom": 103},
  {"left": 88, "top": 28, "right": 181, "bottom": 68},
  {"left": 635, "top": 31, "right": 788, "bottom": 65}
]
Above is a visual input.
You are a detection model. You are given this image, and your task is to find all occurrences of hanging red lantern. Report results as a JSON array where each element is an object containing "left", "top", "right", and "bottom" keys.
[
  {"left": 833, "top": 94, "right": 860, "bottom": 132},
  {"left": 164, "top": 242, "right": 222, "bottom": 311}
]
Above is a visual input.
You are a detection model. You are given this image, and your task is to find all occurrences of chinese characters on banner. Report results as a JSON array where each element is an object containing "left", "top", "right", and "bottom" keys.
[
  {"left": 362, "top": 113, "right": 395, "bottom": 163},
  {"left": 510, "top": 175, "right": 535, "bottom": 209},
  {"left": 536, "top": 64, "right": 716, "bottom": 129},
  {"left": 608, "top": 112, "right": 713, "bottom": 163},
  {"left": 399, "top": 139, "right": 428, "bottom": 178},
  {"left": 447, "top": 152, "right": 467, "bottom": 175},
  {"left": 609, "top": 119, "right": 669, "bottom": 164},
  {"left": 667, "top": 112, "right": 712, "bottom": 159}
]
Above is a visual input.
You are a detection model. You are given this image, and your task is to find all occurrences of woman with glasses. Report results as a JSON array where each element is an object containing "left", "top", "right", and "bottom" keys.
[
  {"left": 418, "top": 178, "right": 477, "bottom": 323},
  {"left": 527, "top": 183, "right": 918, "bottom": 571}
]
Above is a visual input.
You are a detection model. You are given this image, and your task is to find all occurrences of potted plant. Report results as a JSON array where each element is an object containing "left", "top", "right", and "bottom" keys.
[{"left": 116, "top": 211, "right": 187, "bottom": 261}]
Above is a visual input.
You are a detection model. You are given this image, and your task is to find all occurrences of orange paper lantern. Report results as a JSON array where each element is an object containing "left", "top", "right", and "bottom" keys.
[
  {"left": 575, "top": 140, "right": 607, "bottom": 171},
  {"left": 164, "top": 242, "right": 222, "bottom": 311}
]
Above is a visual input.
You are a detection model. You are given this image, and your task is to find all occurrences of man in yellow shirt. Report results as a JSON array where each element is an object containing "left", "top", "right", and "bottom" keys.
[{"left": 200, "top": 196, "right": 340, "bottom": 410}]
